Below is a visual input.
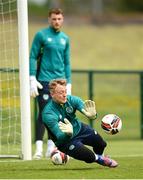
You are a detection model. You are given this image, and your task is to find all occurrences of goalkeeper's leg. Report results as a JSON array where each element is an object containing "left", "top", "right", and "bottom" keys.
[
  {"left": 57, "top": 123, "right": 118, "bottom": 167},
  {"left": 34, "top": 117, "right": 56, "bottom": 160},
  {"left": 33, "top": 82, "right": 56, "bottom": 159},
  {"left": 59, "top": 142, "right": 118, "bottom": 168},
  {"left": 76, "top": 123, "right": 107, "bottom": 155},
  {"left": 33, "top": 107, "right": 45, "bottom": 159},
  {"left": 45, "top": 131, "right": 56, "bottom": 158}
]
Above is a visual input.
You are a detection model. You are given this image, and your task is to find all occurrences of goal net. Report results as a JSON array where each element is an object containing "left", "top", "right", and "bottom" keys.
[{"left": 0, "top": 0, "right": 31, "bottom": 160}]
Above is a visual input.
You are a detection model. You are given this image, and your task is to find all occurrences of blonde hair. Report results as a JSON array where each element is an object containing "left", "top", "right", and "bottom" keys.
[{"left": 49, "top": 79, "right": 66, "bottom": 93}]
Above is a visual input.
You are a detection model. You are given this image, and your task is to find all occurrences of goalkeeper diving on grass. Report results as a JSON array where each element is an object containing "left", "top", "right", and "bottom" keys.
[{"left": 42, "top": 79, "right": 118, "bottom": 168}]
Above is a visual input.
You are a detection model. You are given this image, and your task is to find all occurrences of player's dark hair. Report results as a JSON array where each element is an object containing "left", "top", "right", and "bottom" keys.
[{"left": 48, "top": 8, "right": 63, "bottom": 17}]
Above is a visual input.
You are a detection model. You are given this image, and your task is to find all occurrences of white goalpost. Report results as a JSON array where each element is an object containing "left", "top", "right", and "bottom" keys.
[
  {"left": 17, "top": 0, "right": 32, "bottom": 160},
  {"left": 0, "top": 0, "right": 32, "bottom": 160}
]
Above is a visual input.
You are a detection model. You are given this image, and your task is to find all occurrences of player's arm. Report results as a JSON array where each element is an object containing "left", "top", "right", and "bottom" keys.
[
  {"left": 64, "top": 37, "right": 72, "bottom": 95},
  {"left": 29, "top": 32, "right": 43, "bottom": 97},
  {"left": 42, "top": 112, "right": 72, "bottom": 142},
  {"left": 29, "top": 31, "right": 43, "bottom": 76}
]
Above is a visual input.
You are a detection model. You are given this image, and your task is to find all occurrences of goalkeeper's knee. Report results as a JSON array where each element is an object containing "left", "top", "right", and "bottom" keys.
[{"left": 67, "top": 144, "right": 96, "bottom": 163}]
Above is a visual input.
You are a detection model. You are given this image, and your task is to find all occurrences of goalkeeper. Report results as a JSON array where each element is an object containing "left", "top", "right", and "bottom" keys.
[{"left": 42, "top": 79, "right": 118, "bottom": 168}]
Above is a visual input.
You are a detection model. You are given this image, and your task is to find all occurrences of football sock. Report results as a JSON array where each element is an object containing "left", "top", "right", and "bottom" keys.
[
  {"left": 47, "top": 139, "right": 55, "bottom": 150},
  {"left": 95, "top": 154, "right": 107, "bottom": 166},
  {"left": 35, "top": 140, "right": 43, "bottom": 153}
]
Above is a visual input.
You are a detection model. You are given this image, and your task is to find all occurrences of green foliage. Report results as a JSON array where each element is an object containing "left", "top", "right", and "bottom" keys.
[
  {"left": 28, "top": 3, "right": 49, "bottom": 18},
  {"left": 119, "top": 0, "right": 143, "bottom": 12},
  {"left": 28, "top": 0, "right": 143, "bottom": 17}
]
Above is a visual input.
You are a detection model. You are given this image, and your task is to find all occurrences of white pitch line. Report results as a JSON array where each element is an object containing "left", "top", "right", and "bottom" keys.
[
  {"left": 0, "top": 154, "right": 143, "bottom": 163},
  {"left": 112, "top": 154, "right": 143, "bottom": 158}
]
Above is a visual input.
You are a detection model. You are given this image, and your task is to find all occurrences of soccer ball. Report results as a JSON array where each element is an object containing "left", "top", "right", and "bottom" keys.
[
  {"left": 101, "top": 114, "right": 122, "bottom": 135},
  {"left": 50, "top": 149, "right": 69, "bottom": 165}
]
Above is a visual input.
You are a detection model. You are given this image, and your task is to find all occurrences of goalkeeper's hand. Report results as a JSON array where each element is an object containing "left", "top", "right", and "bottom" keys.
[
  {"left": 58, "top": 118, "right": 73, "bottom": 136},
  {"left": 30, "top": 76, "right": 43, "bottom": 98},
  {"left": 82, "top": 100, "right": 97, "bottom": 120}
]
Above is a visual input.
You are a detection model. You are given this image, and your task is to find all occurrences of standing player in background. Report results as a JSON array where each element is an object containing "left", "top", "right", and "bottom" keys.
[
  {"left": 42, "top": 79, "right": 118, "bottom": 168},
  {"left": 29, "top": 8, "right": 71, "bottom": 159}
]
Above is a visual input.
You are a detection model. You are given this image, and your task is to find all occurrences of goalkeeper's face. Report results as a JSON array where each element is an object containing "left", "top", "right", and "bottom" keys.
[
  {"left": 51, "top": 84, "right": 67, "bottom": 104},
  {"left": 49, "top": 13, "right": 64, "bottom": 31}
]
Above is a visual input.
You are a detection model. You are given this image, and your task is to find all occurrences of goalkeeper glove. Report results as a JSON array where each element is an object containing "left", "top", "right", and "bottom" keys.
[
  {"left": 58, "top": 118, "right": 73, "bottom": 136},
  {"left": 30, "top": 76, "right": 43, "bottom": 98},
  {"left": 82, "top": 100, "right": 97, "bottom": 120},
  {"left": 66, "top": 83, "right": 72, "bottom": 95}
]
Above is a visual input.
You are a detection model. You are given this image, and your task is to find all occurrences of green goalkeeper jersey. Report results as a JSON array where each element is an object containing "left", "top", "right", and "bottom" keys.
[
  {"left": 42, "top": 95, "right": 84, "bottom": 146},
  {"left": 29, "top": 26, "right": 71, "bottom": 83}
]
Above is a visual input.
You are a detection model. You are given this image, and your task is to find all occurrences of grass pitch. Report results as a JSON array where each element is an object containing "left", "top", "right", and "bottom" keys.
[{"left": 0, "top": 140, "right": 143, "bottom": 179}]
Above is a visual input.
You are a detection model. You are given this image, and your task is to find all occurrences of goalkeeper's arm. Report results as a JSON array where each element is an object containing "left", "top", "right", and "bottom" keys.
[{"left": 81, "top": 100, "right": 97, "bottom": 120}]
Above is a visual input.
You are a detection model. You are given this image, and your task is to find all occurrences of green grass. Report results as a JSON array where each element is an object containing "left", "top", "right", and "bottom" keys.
[{"left": 0, "top": 140, "right": 143, "bottom": 179}]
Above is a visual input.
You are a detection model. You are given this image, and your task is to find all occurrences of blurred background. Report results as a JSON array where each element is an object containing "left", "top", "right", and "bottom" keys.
[
  {"left": 28, "top": 0, "right": 143, "bottom": 70},
  {"left": 28, "top": 0, "right": 143, "bottom": 24}
]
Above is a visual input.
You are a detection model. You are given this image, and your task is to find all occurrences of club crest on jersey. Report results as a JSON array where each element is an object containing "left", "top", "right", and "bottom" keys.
[
  {"left": 43, "top": 94, "right": 49, "bottom": 100},
  {"left": 47, "top": 37, "right": 52, "bottom": 42},
  {"left": 60, "top": 38, "right": 66, "bottom": 45},
  {"left": 66, "top": 106, "right": 73, "bottom": 113},
  {"left": 69, "top": 144, "right": 75, "bottom": 150},
  {"left": 59, "top": 114, "right": 62, "bottom": 120}
]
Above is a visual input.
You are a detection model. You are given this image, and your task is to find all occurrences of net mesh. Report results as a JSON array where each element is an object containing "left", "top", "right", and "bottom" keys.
[{"left": 0, "top": 0, "right": 21, "bottom": 157}]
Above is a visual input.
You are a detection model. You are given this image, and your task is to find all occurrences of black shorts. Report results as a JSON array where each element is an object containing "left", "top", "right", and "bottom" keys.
[{"left": 58, "top": 123, "right": 107, "bottom": 156}]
